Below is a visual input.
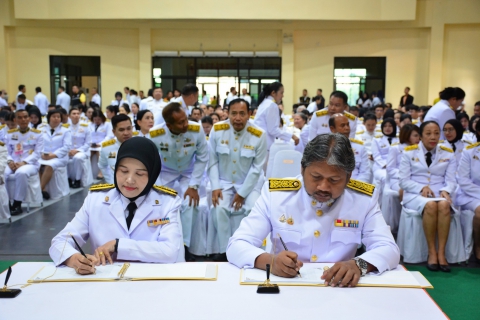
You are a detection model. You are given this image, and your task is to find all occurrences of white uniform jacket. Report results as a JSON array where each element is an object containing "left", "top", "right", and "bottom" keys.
[
  {"left": 386, "top": 143, "right": 406, "bottom": 190},
  {"left": 399, "top": 142, "right": 457, "bottom": 208},
  {"left": 308, "top": 109, "right": 357, "bottom": 141},
  {"left": 350, "top": 138, "right": 372, "bottom": 183},
  {"left": 423, "top": 100, "right": 455, "bottom": 140},
  {"left": 89, "top": 121, "right": 114, "bottom": 146},
  {"left": 252, "top": 96, "right": 292, "bottom": 150},
  {"left": 226, "top": 176, "right": 400, "bottom": 273},
  {"left": 98, "top": 138, "right": 122, "bottom": 184},
  {"left": 71, "top": 123, "right": 92, "bottom": 153},
  {"left": 40, "top": 124, "right": 72, "bottom": 160},
  {"left": 149, "top": 121, "right": 208, "bottom": 187},
  {"left": 49, "top": 185, "right": 182, "bottom": 265},
  {"left": 372, "top": 135, "right": 399, "bottom": 172},
  {"left": 456, "top": 142, "right": 480, "bottom": 206},
  {"left": 5, "top": 127, "right": 43, "bottom": 167},
  {"left": 208, "top": 121, "right": 267, "bottom": 198}
]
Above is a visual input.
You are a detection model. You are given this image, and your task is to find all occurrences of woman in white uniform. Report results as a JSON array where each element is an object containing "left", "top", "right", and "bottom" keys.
[
  {"left": 135, "top": 110, "right": 154, "bottom": 138},
  {"left": 0, "top": 139, "right": 10, "bottom": 220},
  {"left": 292, "top": 112, "right": 310, "bottom": 154},
  {"left": 399, "top": 121, "right": 457, "bottom": 272},
  {"left": 456, "top": 113, "right": 472, "bottom": 143},
  {"left": 39, "top": 109, "right": 72, "bottom": 199},
  {"left": 386, "top": 124, "right": 420, "bottom": 200},
  {"left": 28, "top": 106, "right": 46, "bottom": 131},
  {"left": 49, "top": 138, "right": 182, "bottom": 273},
  {"left": 466, "top": 115, "right": 480, "bottom": 143},
  {"left": 456, "top": 121, "right": 480, "bottom": 261},
  {"left": 441, "top": 119, "right": 465, "bottom": 166},
  {"left": 372, "top": 118, "right": 399, "bottom": 193},
  {"left": 89, "top": 109, "right": 113, "bottom": 179}
]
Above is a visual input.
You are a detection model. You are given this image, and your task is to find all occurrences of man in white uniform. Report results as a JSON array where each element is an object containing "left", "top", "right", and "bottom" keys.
[
  {"left": 16, "top": 94, "right": 32, "bottom": 110},
  {"left": 90, "top": 87, "right": 101, "bottom": 107},
  {"left": 4, "top": 110, "right": 43, "bottom": 215},
  {"left": 98, "top": 114, "right": 133, "bottom": 184},
  {"left": 67, "top": 107, "right": 92, "bottom": 188},
  {"left": 173, "top": 84, "right": 199, "bottom": 117},
  {"left": 34, "top": 87, "right": 49, "bottom": 116},
  {"left": 226, "top": 87, "right": 238, "bottom": 105},
  {"left": 239, "top": 88, "right": 251, "bottom": 105},
  {"left": 227, "top": 133, "right": 399, "bottom": 286},
  {"left": 148, "top": 102, "right": 209, "bottom": 260},
  {"left": 308, "top": 91, "right": 357, "bottom": 141},
  {"left": 208, "top": 99, "right": 267, "bottom": 261},
  {"left": 15, "top": 85, "right": 26, "bottom": 105},
  {"left": 145, "top": 88, "right": 168, "bottom": 126},
  {"left": 0, "top": 90, "right": 8, "bottom": 107},
  {"left": 56, "top": 86, "right": 71, "bottom": 111}
]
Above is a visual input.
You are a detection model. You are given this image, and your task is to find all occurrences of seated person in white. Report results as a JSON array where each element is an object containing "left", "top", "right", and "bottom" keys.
[
  {"left": 67, "top": 107, "right": 92, "bottom": 189},
  {"left": 39, "top": 109, "right": 72, "bottom": 200},
  {"left": 399, "top": 121, "right": 456, "bottom": 272},
  {"left": 28, "top": 106, "right": 47, "bottom": 131},
  {"left": 372, "top": 118, "right": 399, "bottom": 191},
  {"left": 355, "top": 113, "right": 377, "bottom": 156},
  {"left": 227, "top": 134, "right": 399, "bottom": 286},
  {"left": 292, "top": 113, "right": 310, "bottom": 154},
  {"left": 386, "top": 124, "right": 420, "bottom": 201},
  {"left": 441, "top": 119, "right": 466, "bottom": 166},
  {"left": 456, "top": 139, "right": 480, "bottom": 261},
  {"left": 0, "top": 139, "right": 10, "bottom": 220},
  {"left": 49, "top": 138, "right": 182, "bottom": 273},
  {"left": 135, "top": 110, "right": 155, "bottom": 138},
  {"left": 89, "top": 109, "right": 114, "bottom": 179}
]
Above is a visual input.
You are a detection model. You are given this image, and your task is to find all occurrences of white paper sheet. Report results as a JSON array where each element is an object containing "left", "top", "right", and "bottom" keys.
[
  {"left": 124, "top": 263, "right": 211, "bottom": 279},
  {"left": 30, "top": 263, "right": 123, "bottom": 282}
]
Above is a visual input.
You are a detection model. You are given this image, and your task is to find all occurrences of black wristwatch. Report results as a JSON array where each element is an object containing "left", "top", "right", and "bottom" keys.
[
  {"left": 353, "top": 257, "right": 368, "bottom": 276},
  {"left": 114, "top": 239, "right": 119, "bottom": 253}
]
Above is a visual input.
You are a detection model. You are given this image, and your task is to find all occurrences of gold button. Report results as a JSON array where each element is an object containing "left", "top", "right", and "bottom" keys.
[
  {"left": 234, "top": 148, "right": 237, "bottom": 152},
  {"left": 164, "top": 158, "right": 167, "bottom": 161},
  {"left": 311, "top": 255, "right": 317, "bottom": 262},
  {"left": 177, "top": 150, "right": 180, "bottom": 153},
  {"left": 176, "top": 140, "right": 179, "bottom": 142},
  {"left": 232, "top": 171, "right": 236, "bottom": 174},
  {"left": 235, "top": 137, "right": 238, "bottom": 140},
  {"left": 105, "top": 196, "right": 109, "bottom": 202},
  {"left": 178, "top": 159, "right": 180, "bottom": 162},
  {"left": 155, "top": 200, "right": 159, "bottom": 204},
  {"left": 316, "top": 210, "right": 323, "bottom": 216},
  {"left": 314, "top": 230, "right": 320, "bottom": 237},
  {"left": 233, "top": 160, "right": 236, "bottom": 163},
  {"left": 232, "top": 181, "right": 235, "bottom": 184}
]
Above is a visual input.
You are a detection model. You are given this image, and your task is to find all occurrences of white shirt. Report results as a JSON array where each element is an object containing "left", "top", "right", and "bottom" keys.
[
  {"left": 202, "top": 95, "right": 209, "bottom": 105},
  {"left": 34, "top": 92, "right": 49, "bottom": 115},
  {"left": 423, "top": 100, "right": 455, "bottom": 140},
  {"left": 140, "top": 96, "right": 153, "bottom": 111},
  {"left": 0, "top": 97, "right": 7, "bottom": 107},
  {"left": 239, "top": 94, "right": 251, "bottom": 105},
  {"left": 91, "top": 93, "right": 101, "bottom": 106},
  {"left": 15, "top": 91, "right": 23, "bottom": 104},
  {"left": 56, "top": 91, "right": 71, "bottom": 111},
  {"left": 372, "top": 97, "right": 382, "bottom": 106},
  {"left": 146, "top": 99, "right": 168, "bottom": 126},
  {"left": 226, "top": 93, "right": 238, "bottom": 105},
  {"left": 16, "top": 99, "right": 33, "bottom": 110},
  {"left": 306, "top": 101, "right": 318, "bottom": 113}
]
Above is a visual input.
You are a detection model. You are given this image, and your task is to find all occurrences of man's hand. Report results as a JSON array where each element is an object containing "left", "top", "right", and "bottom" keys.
[
  {"left": 231, "top": 193, "right": 245, "bottom": 211},
  {"left": 211, "top": 189, "right": 223, "bottom": 208},
  {"left": 272, "top": 251, "right": 303, "bottom": 278},
  {"left": 321, "top": 260, "right": 361, "bottom": 287},
  {"left": 421, "top": 186, "right": 435, "bottom": 198},
  {"left": 292, "top": 135, "right": 300, "bottom": 146},
  {"left": 184, "top": 187, "right": 200, "bottom": 207},
  {"left": 65, "top": 253, "right": 98, "bottom": 275},
  {"left": 69, "top": 149, "right": 79, "bottom": 157},
  {"left": 14, "top": 161, "right": 26, "bottom": 170}
]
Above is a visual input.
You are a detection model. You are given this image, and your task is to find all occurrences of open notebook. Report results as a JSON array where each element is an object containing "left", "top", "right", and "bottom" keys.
[
  {"left": 28, "top": 262, "right": 218, "bottom": 283},
  {"left": 240, "top": 264, "right": 432, "bottom": 289}
]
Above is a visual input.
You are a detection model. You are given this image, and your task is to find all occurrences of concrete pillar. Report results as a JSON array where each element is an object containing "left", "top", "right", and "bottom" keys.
[
  {"left": 138, "top": 26, "right": 151, "bottom": 92},
  {"left": 281, "top": 30, "right": 294, "bottom": 114}
]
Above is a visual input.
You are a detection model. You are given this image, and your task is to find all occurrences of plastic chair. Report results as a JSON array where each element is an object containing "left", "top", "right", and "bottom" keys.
[
  {"left": 6, "top": 173, "right": 43, "bottom": 213},
  {"left": 460, "top": 210, "right": 474, "bottom": 261},
  {"left": 271, "top": 150, "right": 302, "bottom": 178},
  {"left": 44, "top": 166, "right": 70, "bottom": 200},
  {"left": 266, "top": 141, "right": 294, "bottom": 178}
]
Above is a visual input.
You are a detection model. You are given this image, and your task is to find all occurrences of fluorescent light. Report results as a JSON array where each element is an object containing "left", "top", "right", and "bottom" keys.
[
  {"left": 230, "top": 51, "right": 254, "bottom": 57},
  {"left": 179, "top": 51, "right": 203, "bottom": 57},
  {"left": 153, "top": 51, "right": 178, "bottom": 57},
  {"left": 204, "top": 51, "right": 229, "bottom": 57},
  {"left": 255, "top": 51, "right": 279, "bottom": 57}
]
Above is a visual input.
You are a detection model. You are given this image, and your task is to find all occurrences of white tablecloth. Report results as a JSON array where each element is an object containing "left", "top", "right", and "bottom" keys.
[{"left": 0, "top": 262, "right": 447, "bottom": 320}]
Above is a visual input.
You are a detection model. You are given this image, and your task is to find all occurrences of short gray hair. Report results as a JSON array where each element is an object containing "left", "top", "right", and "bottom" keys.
[{"left": 301, "top": 133, "right": 355, "bottom": 173}]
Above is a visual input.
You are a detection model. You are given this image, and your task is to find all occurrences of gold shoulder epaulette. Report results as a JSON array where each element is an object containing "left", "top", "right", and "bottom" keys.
[
  {"left": 349, "top": 138, "right": 364, "bottom": 145},
  {"left": 247, "top": 126, "right": 263, "bottom": 137},
  {"left": 344, "top": 112, "right": 356, "bottom": 121},
  {"left": 463, "top": 140, "right": 472, "bottom": 145},
  {"left": 412, "top": 119, "right": 419, "bottom": 124},
  {"left": 250, "top": 116, "right": 255, "bottom": 120},
  {"left": 347, "top": 179, "right": 375, "bottom": 196},
  {"left": 315, "top": 110, "right": 328, "bottom": 117},
  {"left": 404, "top": 144, "right": 418, "bottom": 151},
  {"left": 391, "top": 142, "right": 399, "bottom": 146},
  {"left": 0, "top": 141, "right": 4, "bottom": 146},
  {"left": 214, "top": 123, "right": 230, "bottom": 131},
  {"left": 268, "top": 178, "right": 302, "bottom": 192},
  {"left": 153, "top": 185, "right": 178, "bottom": 196},
  {"left": 375, "top": 134, "right": 383, "bottom": 138},
  {"left": 0, "top": 124, "right": 5, "bottom": 130},
  {"left": 438, "top": 140, "right": 444, "bottom": 143},
  {"left": 101, "top": 139, "right": 116, "bottom": 148},
  {"left": 356, "top": 130, "right": 364, "bottom": 135},
  {"left": 80, "top": 123, "right": 89, "bottom": 127},
  {"left": 466, "top": 142, "right": 480, "bottom": 150},
  {"left": 188, "top": 124, "right": 200, "bottom": 132},
  {"left": 150, "top": 128, "right": 165, "bottom": 138},
  {"left": 359, "top": 117, "right": 364, "bottom": 121},
  {"left": 8, "top": 128, "right": 18, "bottom": 134},
  {"left": 62, "top": 123, "right": 70, "bottom": 128},
  {"left": 132, "top": 131, "right": 139, "bottom": 136},
  {"left": 30, "top": 128, "right": 41, "bottom": 134},
  {"left": 89, "top": 183, "right": 115, "bottom": 192},
  {"left": 440, "top": 145, "right": 453, "bottom": 153}
]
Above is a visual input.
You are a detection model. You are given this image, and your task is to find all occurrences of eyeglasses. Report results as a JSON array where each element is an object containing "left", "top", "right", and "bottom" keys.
[{"left": 442, "top": 128, "right": 455, "bottom": 133}]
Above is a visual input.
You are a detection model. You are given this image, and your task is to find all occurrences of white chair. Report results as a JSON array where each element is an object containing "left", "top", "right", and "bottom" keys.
[
  {"left": 397, "top": 205, "right": 466, "bottom": 263},
  {"left": 6, "top": 173, "right": 43, "bottom": 213},
  {"left": 380, "top": 179, "right": 402, "bottom": 233},
  {"left": 460, "top": 209, "right": 474, "bottom": 261},
  {"left": 271, "top": 150, "right": 302, "bottom": 178},
  {"left": 176, "top": 209, "right": 186, "bottom": 262},
  {"left": 0, "top": 183, "right": 10, "bottom": 221},
  {"left": 44, "top": 166, "right": 70, "bottom": 200},
  {"left": 68, "top": 155, "right": 93, "bottom": 187},
  {"left": 266, "top": 141, "right": 294, "bottom": 178}
]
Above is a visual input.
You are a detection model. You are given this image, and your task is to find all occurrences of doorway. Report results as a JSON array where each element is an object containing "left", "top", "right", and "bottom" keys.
[{"left": 50, "top": 56, "right": 101, "bottom": 105}]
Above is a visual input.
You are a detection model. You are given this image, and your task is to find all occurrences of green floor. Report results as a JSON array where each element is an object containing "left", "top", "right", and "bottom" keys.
[{"left": 0, "top": 261, "right": 478, "bottom": 319}]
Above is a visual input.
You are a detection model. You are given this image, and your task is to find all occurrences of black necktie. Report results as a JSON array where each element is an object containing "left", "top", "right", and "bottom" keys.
[
  {"left": 95, "top": 125, "right": 99, "bottom": 132},
  {"left": 452, "top": 143, "right": 456, "bottom": 152},
  {"left": 126, "top": 202, "right": 137, "bottom": 230},
  {"left": 50, "top": 129, "right": 54, "bottom": 135},
  {"left": 387, "top": 137, "right": 392, "bottom": 145},
  {"left": 426, "top": 152, "right": 432, "bottom": 167}
]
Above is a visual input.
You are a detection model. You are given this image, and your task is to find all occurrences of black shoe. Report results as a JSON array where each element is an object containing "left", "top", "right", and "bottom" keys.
[
  {"left": 211, "top": 253, "right": 228, "bottom": 262},
  {"left": 184, "top": 246, "right": 196, "bottom": 262},
  {"left": 68, "top": 178, "right": 73, "bottom": 188},
  {"left": 42, "top": 191, "right": 51, "bottom": 200},
  {"left": 439, "top": 264, "right": 451, "bottom": 273},
  {"left": 10, "top": 206, "right": 23, "bottom": 216},
  {"left": 71, "top": 180, "right": 81, "bottom": 189},
  {"left": 426, "top": 263, "right": 439, "bottom": 272}
]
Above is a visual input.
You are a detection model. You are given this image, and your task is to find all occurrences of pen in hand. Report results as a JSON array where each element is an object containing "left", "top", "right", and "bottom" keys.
[
  {"left": 277, "top": 233, "right": 302, "bottom": 277},
  {"left": 69, "top": 233, "right": 96, "bottom": 274}
]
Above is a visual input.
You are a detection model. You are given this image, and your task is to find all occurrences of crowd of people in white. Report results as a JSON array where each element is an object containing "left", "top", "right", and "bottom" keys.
[{"left": 1, "top": 82, "right": 479, "bottom": 271}]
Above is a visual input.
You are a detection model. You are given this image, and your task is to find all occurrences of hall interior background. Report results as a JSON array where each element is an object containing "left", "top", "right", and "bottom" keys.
[{"left": 1, "top": 0, "right": 480, "bottom": 112}]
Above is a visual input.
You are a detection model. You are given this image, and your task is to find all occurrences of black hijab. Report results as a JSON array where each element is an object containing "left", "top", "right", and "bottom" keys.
[
  {"left": 469, "top": 115, "right": 480, "bottom": 133},
  {"left": 114, "top": 137, "right": 161, "bottom": 202},
  {"left": 381, "top": 118, "right": 397, "bottom": 138},
  {"left": 444, "top": 119, "right": 463, "bottom": 145}
]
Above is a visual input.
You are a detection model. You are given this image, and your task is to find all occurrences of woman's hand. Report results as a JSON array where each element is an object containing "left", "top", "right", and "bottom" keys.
[
  {"left": 421, "top": 186, "right": 435, "bottom": 198},
  {"left": 211, "top": 189, "right": 223, "bottom": 208},
  {"left": 94, "top": 240, "right": 116, "bottom": 266},
  {"left": 65, "top": 253, "right": 98, "bottom": 275},
  {"left": 440, "top": 191, "right": 451, "bottom": 204}
]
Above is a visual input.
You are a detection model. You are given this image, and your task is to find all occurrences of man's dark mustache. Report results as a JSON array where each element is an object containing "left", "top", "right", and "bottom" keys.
[{"left": 315, "top": 191, "right": 331, "bottom": 197}]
